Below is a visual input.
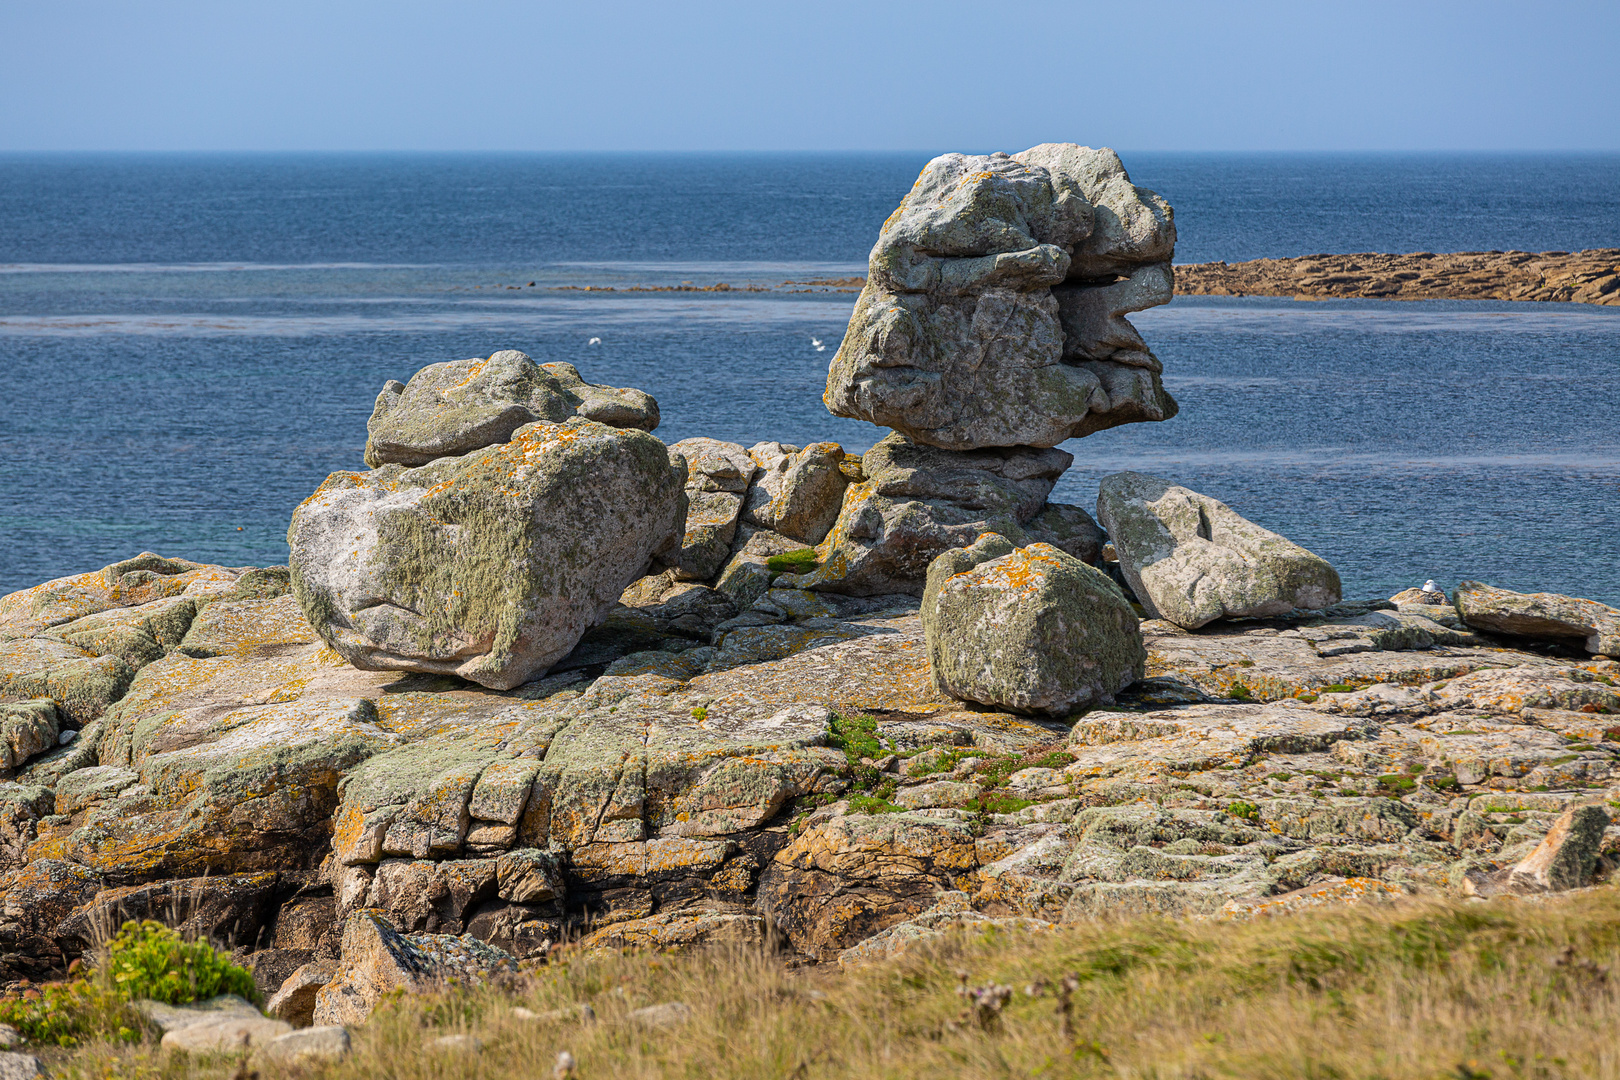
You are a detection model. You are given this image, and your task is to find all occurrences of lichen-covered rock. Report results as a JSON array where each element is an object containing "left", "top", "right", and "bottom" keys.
[
  {"left": 0, "top": 553, "right": 245, "bottom": 640},
  {"left": 923, "top": 539, "right": 1144, "bottom": 716},
  {"left": 824, "top": 146, "right": 1176, "bottom": 451},
  {"left": 668, "top": 438, "right": 758, "bottom": 581},
  {"left": 1453, "top": 580, "right": 1620, "bottom": 655},
  {"left": 363, "top": 351, "right": 659, "bottom": 467},
  {"left": 740, "top": 442, "right": 849, "bottom": 546},
  {"left": 311, "top": 911, "right": 517, "bottom": 1026},
  {"left": 289, "top": 418, "right": 687, "bottom": 690},
  {"left": 803, "top": 433, "right": 1073, "bottom": 596},
  {"left": 1097, "top": 472, "right": 1341, "bottom": 628},
  {"left": 0, "top": 701, "right": 59, "bottom": 771}
]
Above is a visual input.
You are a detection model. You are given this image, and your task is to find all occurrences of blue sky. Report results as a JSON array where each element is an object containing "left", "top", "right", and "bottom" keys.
[{"left": 3, "top": 0, "right": 1616, "bottom": 152}]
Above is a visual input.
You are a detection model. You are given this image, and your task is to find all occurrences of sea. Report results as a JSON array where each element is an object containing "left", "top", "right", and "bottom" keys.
[{"left": 1, "top": 152, "right": 1617, "bottom": 603}]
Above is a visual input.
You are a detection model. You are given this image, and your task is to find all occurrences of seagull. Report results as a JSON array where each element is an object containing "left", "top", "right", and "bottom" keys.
[
  {"left": 588, "top": 337, "right": 601, "bottom": 345},
  {"left": 811, "top": 337, "right": 825, "bottom": 352},
  {"left": 1421, "top": 579, "right": 1442, "bottom": 593}
]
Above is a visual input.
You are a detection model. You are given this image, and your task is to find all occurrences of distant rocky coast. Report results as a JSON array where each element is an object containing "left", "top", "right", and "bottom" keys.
[{"left": 1174, "top": 248, "right": 1620, "bottom": 305}]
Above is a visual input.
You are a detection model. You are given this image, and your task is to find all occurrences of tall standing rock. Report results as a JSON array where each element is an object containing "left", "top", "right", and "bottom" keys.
[
  {"left": 289, "top": 418, "right": 686, "bottom": 690},
  {"left": 824, "top": 146, "right": 1177, "bottom": 452},
  {"left": 1096, "top": 472, "right": 1341, "bottom": 629}
]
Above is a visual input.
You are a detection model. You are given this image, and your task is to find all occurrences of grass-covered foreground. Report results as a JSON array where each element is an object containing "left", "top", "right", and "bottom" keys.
[{"left": 30, "top": 889, "right": 1620, "bottom": 1080}]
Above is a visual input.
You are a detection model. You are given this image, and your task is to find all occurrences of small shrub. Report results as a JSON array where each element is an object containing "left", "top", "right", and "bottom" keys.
[
  {"left": 104, "top": 920, "right": 259, "bottom": 1006},
  {"left": 1320, "top": 683, "right": 1358, "bottom": 694},
  {"left": 969, "top": 793, "right": 1033, "bottom": 816},
  {"left": 848, "top": 794, "right": 903, "bottom": 815},
  {"left": 1227, "top": 801, "right": 1260, "bottom": 821},
  {"left": 1228, "top": 683, "right": 1255, "bottom": 700},
  {"left": 691, "top": 705, "right": 708, "bottom": 721},
  {"left": 0, "top": 980, "right": 138, "bottom": 1048},
  {"left": 1378, "top": 775, "right": 1417, "bottom": 792},
  {"left": 765, "top": 549, "right": 819, "bottom": 573},
  {"left": 827, "top": 713, "right": 884, "bottom": 763}
]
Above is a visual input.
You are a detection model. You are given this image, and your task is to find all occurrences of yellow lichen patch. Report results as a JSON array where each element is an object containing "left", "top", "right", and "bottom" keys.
[{"left": 178, "top": 594, "right": 317, "bottom": 658}]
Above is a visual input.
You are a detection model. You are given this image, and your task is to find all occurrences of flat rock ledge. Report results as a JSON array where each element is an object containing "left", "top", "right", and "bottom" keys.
[{"left": 1, "top": 554, "right": 1618, "bottom": 1020}]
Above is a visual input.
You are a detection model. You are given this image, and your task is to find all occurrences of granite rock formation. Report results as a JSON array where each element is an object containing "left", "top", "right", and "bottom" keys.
[
  {"left": 1097, "top": 471, "right": 1342, "bottom": 628},
  {"left": 290, "top": 418, "right": 687, "bottom": 690},
  {"left": 922, "top": 536, "right": 1144, "bottom": 716},
  {"left": 364, "top": 351, "right": 659, "bottom": 468},
  {"left": 1453, "top": 580, "right": 1620, "bottom": 656},
  {"left": 823, "top": 145, "right": 1177, "bottom": 452}
]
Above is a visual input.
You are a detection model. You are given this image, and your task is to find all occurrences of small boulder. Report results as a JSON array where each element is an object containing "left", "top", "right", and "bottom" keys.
[
  {"left": 740, "top": 442, "right": 849, "bottom": 546},
  {"left": 1097, "top": 472, "right": 1341, "bottom": 629},
  {"left": 1509, "top": 804, "right": 1610, "bottom": 893},
  {"left": 311, "top": 912, "right": 518, "bottom": 1027},
  {"left": 364, "top": 351, "right": 658, "bottom": 467},
  {"left": 289, "top": 418, "right": 687, "bottom": 690},
  {"left": 923, "top": 537, "right": 1144, "bottom": 716},
  {"left": 0, "top": 1052, "right": 42, "bottom": 1079},
  {"left": 1453, "top": 581, "right": 1620, "bottom": 655},
  {"left": 261, "top": 1025, "right": 351, "bottom": 1064},
  {"left": 668, "top": 438, "right": 758, "bottom": 581},
  {"left": 266, "top": 960, "right": 338, "bottom": 1027}
]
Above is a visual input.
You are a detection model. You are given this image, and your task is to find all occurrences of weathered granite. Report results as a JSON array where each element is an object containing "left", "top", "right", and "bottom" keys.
[
  {"left": 824, "top": 146, "right": 1177, "bottom": 450},
  {"left": 289, "top": 418, "right": 687, "bottom": 690},
  {"left": 364, "top": 351, "right": 659, "bottom": 467},
  {"left": 1098, "top": 472, "right": 1341, "bottom": 628}
]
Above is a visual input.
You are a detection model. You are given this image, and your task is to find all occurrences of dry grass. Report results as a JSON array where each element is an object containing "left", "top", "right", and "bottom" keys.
[{"left": 45, "top": 887, "right": 1620, "bottom": 1080}]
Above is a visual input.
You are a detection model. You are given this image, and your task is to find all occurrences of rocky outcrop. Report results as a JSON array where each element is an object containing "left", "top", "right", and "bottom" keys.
[
  {"left": 1175, "top": 249, "right": 1620, "bottom": 306},
  {"left": 800, "top": 434, "right": 1092, "bottom": 597},
  {"left": 668, "top": 438, "right": 757, "bottom": 581},
  {"left": 923, "top": 536, "right": 1144, "bottom": 716},
  {"left": 824, "top": 145, "right": 1177, "bottom": 451},
  {"left": 311, "top": 911, "right": 518, "bottom": 1026},
  {"left": 1453, "top": 580, "right": 1620, "bottom": 656},
  {"left": 289, "top": 418, "right": 687, "bottom": 690},
  {"left": 364, "top": 351, "right": 659, "bottom": 467},
  {"left": 1097, "top": 472, "right": 1341, "bottom": 628}
]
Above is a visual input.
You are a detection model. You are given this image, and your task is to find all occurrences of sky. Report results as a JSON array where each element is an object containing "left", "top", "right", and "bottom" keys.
[{"left": 3, "top": 0, "right": 1617, "bottom": 153}]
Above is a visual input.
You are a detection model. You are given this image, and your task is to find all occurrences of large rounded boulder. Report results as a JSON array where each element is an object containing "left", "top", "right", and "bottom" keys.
[
  {"left": 289, "top": 418, "right": 686, "bottom": 690},
  {"left": 922, "top": 535, "right": 1144, "bottom": 716}
]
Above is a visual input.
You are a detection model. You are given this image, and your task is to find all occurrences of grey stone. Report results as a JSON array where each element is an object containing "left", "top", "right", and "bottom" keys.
[
  {"left": 261, "top": 1025, "right": 351, "bottom": 1063},
  {"left": 0, "top": 1052, "right": 42, "bottom": 1079},
  {"left": 364, "top": 351, "right": 658, "bottom": 467},
  {"left": 668, "top": 438, "right": 758, "bottom": 581},
  {"left": 1454, "top": 581, "right": 1620, "bottom": 655},
  {"left": 924, "top": 539, "right": 1144, "bottom": 716},
  {"left": 824, "top": 147, "right": 1176, "bottom": 451},
  {"left": 289, "top": 417, "right": 687, "bottom": 691},
  {"left": 1097, "top": 472, "right": 1341, "bottom": 628},
  {"left": 135, "top": 994, "right": 266, "bottom": 1035},
  {"left": 0, "top": 700, "right": 59, "bottom": 770},
  {"left": 803, "top": 433, "right": 1073, "bottom": 597},
  {"left": 740, "top": 442, "right": 849, "bottom": 546},
  {"left": 627, "top": 1001, "right": 694, "bottom": 1028}
]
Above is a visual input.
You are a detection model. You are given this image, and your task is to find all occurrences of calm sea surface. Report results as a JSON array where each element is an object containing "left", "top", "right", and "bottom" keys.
[{"left": 1, "top": 153, "right": 1617, "bottom": 602}]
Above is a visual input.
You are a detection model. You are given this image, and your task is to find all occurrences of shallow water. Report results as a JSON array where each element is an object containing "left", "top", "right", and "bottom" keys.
[{"left": 1, "top": 153, "right": 1617, "bottom": 602}]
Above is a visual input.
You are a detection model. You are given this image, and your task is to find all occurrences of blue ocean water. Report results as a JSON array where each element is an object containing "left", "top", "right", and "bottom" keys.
[{"left": 1, "top": 152, "right": 1617, "bottom": 602}]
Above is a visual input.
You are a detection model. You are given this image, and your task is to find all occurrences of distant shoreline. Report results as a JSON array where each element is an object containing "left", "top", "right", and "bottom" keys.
[
  {"left": 538, "top": 252, "right": 1620, "bottom": 304},
  {"left": 1173, "top": 249, "right": 1620, "bottom": 306}
]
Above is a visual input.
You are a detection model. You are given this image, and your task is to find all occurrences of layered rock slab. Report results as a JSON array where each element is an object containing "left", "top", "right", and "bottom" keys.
[
  {"left": 1453, "top": 580, "right": 1620, "bottom": 656},
  {"left": 802, "top": 433, "right": 1098, "bottom": 596},
  {"left": 824, "top": 145, "right": 1177, "bottom": 451},
  {"left": 289, "top": 418, "right": 686, "bottom": 690},
  {"left": 1098, "top": 471, "right": 1341, "bottom": 628},
  {"left": 364, "top": 351, "right": 658, "bottom": 467}
]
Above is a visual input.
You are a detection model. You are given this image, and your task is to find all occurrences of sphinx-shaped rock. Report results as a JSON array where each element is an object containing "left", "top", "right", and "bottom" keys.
[
  {"left": 1097, "top": 472, "right": 1341, "bottom": 629},
  {"left": 801, "top": 433, "right": 1088, "bottom": 597},
  {"left": 364, "top": 351, "right": 659, "bottom": 468},
  {"left": 290, "top": 418, "right": 686, "bottom": 690},
  {"left": 824, "top": 146, "right": 1177, "bottom": 451},
  {"left": 923, "top": 536, "right": 1144, "bottom": 716}
]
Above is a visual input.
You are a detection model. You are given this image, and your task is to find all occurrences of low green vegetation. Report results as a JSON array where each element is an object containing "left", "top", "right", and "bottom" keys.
[
  {"left": 765, "top": 548, "right": 819, "bottom": 573},
  {"left": 0, "top": 921, "right": 257, "bottom": 1049}
]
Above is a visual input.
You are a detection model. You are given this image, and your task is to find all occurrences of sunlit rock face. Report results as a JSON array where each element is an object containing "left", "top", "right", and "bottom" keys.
[{"left": 823, "top": 144, "right": 1178, "bottom": 451}]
